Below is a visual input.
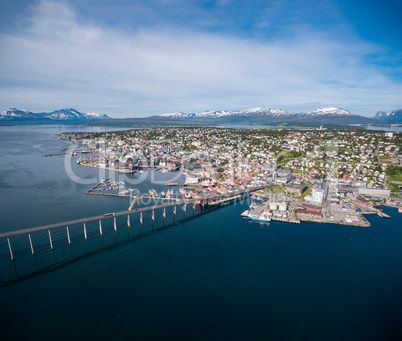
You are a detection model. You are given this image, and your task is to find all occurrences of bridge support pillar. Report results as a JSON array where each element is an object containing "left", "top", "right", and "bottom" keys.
[
  {"left": 66, "top": 226, "right": 71, "bottom": 245},
  {"left": 84, "top": 223, "right": 87, "bottom": 240},
  {"left": 140, "top": 212, "right": 143, "bottom": 224},
  {"left": 48, "top": 230, "right": 53, "bottom": 250},
  {"left": 28, "top": 233, "right": 34, "bottom": 255},
  {"left": 152, "top": 209, "right": 155, "bottom": 222},
  {"left": 163, "top": 207, "right": 166, "bottom": 218},
  {"left": 127, "top": 215, "right": 130, "bottom": 228},
  {"left": 183, "top": 204, "right": 186, "bottom": 212},
  {"left": 114, "top": 217, "right": 117, "bottom": 231},
  {"left": 173, "top": 206, "right": 176, "bottom": 216},
  {"left": 7, "top": 237, "right": 14, "bottom": 261},
  {"left": 99, "top": 220, "right": 103, "bottom": 236}
]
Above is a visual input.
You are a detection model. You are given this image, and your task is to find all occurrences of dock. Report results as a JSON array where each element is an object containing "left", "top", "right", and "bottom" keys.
[{"left": 86, "top": 179, "right": 139, "bottom": 198}]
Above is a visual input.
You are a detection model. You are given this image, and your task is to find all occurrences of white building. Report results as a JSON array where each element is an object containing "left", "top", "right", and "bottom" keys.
[{"left": 306, "top": 182, "right": 328, "bottom": 205}]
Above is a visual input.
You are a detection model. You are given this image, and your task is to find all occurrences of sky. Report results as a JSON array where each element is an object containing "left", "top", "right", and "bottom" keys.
[{"left": 0, "top": 0, "right": 401, "bottom": 118}]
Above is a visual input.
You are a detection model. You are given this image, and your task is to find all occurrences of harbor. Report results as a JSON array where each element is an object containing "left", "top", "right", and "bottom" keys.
[
  {"left": 1, "top": 125, "right": 402, "bottom": 341},
  {"left": 242, "top": 193, "right": 373, "bottom": 227}
]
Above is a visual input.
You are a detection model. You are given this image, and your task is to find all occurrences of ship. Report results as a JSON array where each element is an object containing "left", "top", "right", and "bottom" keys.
[
  {"left": 247, "top": 211, "right": 271, "bottom": 223},
  {"left": 148, "top": 189, "right": 158, "bottom": 197}
]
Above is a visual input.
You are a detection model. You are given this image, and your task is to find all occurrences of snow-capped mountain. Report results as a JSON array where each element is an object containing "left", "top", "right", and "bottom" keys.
[
  {"left": 374, "top": 109, "right": 402, "bottom": 123},
  {"left": 0, "top": 108, "right": 110, "bottom": 122},
  {"left": 161, "top": 106, "right": 374, "bottom": 125},
  {"left": 163, "top": 107, "right": 296, "bottom": 119},
  {"left": 306, "top": 107, "right": 352, "bottom": 116},
  {"left": 0, "top": 108, "right": 39, "bottom": 120},
  {"left": 163, "top": 110, "right": 232, "bottom": 118}
]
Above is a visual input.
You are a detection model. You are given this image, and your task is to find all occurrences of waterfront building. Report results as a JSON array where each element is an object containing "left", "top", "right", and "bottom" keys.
[{"left": 358, "top": 188, "right": 391, "bottom": 197}]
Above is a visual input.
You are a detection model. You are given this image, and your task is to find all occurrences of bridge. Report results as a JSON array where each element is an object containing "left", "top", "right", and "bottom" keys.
[{"left": 0, "top": 186, "right": 263, "bottom": 262}]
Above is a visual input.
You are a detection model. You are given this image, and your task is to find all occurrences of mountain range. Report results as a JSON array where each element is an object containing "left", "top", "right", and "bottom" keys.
[
  {"left": 374, "top": 109, "right": 402, "bottom": 123},
  {"left": 162, "top": 106, "right": 375, "bottom": 125},
  {"left": 0, "top": 108, "right": 109, "bottom": 123},
  {"left": 1, "top": 106, "right": 401, "bottom": 126}
]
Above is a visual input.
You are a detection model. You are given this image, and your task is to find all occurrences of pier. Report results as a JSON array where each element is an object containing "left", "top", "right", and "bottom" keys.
[{"left": 86, "top": 179, "right": 139, "bottom": 198}]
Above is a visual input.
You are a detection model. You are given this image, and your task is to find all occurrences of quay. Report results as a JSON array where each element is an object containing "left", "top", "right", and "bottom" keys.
[
  {"left": 78, "top": 161, "right": 136, "bottom": 174},
  {"left": 242, "top": 194, "right": 372, "bottom": 227}
]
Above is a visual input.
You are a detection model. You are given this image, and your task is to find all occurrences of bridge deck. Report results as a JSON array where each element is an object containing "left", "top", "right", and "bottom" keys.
[
  {"left": 0, "top": 202, "right": 184, "bottom": 239},
  {"left": 0, "top": 187, "right": 261, "bottom": 240}
]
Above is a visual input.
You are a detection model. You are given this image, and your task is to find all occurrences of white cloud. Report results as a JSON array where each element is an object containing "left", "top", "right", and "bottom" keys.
[{"left": 0, "top": 0, "right": 400, "bottom": 117}]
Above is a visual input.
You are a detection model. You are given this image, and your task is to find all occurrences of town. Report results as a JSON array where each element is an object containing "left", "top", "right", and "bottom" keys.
[{"left": 58, "top": 127, "right": 402, "bottom": 227}]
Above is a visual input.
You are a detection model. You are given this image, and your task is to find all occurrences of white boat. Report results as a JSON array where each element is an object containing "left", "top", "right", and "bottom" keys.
[
  {"left": 247, "top": 211, "right": 271, "bottom": 222},
  {"left": 241, "top": 210, "right": 249, "bottom": 217},
  {"left": 148, "top": 189, "right": 158, "bottom": 197}
]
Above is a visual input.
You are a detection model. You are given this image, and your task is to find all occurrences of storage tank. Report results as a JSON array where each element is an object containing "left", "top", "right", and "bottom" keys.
[{"left": 278, "top": 202, "right": 287, "bottom": 211}]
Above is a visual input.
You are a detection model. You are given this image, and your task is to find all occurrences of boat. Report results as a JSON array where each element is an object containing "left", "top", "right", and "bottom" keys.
[
  {"left": 399, "top": 207, "right": 402, "bottom": 213},
  {"left": 247, "top": 211, "right": 271, "bottom": 222},
  {"left": 165, "top": 183, "right": 178, "bottom": 186},
  {"left": 179, "top": 188, "right": 192, "bottom": 199},
  {"left": 148, "top": 189, "right": 158, "bottom": 197},
  {"left": 165, "top": 190, "right": 173, "bottom": 198},
  {"left": 160, "top": 190, "right": 166, "bottom": 198},
  {"left": 129, "top": 170, "right": 136, "bottom": 174},
  {"left": 241, "top": 210, "right": 249, "bottom": 217}
]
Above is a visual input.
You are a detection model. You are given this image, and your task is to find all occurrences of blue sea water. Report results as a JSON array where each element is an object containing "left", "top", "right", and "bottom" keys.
[{"left": 1, "top": 125, "right": 402, "bottom": 340}]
